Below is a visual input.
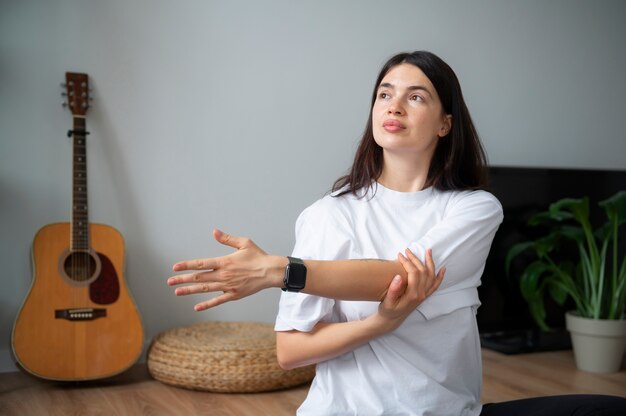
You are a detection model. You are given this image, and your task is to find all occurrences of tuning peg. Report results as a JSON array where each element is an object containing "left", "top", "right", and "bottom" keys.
[
  {"left": 61, "top": 92, "right": 67, "bottom": 97},
  {"left": 60, "top": 82, "right": 66, "bottom": 88},
  {"left": 62, "top": 102, "right": 68, "bottom": 108}
]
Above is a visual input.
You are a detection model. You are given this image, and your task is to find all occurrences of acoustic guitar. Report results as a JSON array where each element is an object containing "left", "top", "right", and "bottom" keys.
[{"left": 12, "top": 72, "right": 144, "bottom": 381}]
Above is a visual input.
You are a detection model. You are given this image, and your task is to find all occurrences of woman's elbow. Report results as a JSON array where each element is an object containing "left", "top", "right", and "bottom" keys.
[
  {"left": 276, "top": 332, "right": 300, "bottom": 370},
  {"left": 276, "top": 353, "right": 297, "bottom": 370}
]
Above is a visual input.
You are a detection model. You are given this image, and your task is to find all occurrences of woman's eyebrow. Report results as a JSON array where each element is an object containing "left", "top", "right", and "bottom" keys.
[{"left": 378, "top": 82, "right": 433, "bottom": 97}]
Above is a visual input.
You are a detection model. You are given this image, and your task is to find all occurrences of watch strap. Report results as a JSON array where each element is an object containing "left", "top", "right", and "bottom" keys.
[
  {"left": 282, "top": 256, "right": 307, "bottom": 292},
  {"left": 287, "top": 256, "right": 304, "bottom": 266}
]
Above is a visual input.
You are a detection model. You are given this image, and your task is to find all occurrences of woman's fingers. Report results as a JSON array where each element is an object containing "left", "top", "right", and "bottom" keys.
[
  {"left": 194, "top": 292, "right": 236, "bottom": 311},
  {"left": 397, "top": 252, "right": 417, "bottom": 273},
  {"left": 424, "top": 248, "right": 435, "bottom": 274},
  {"left": 400, "top": 248, "right": 444, "bottom": 299},
  {"left": 172, "top": 231, "right": 254, "bottom": 273},
  {"left": 213, "top": 229, "right": 254, "bottom": 250},
  {"left": 168, "top": 267, "right": 218, "bottom": 286},
  {"left": 426, "top": 267, "right": 445, "bottom": 296},
  {"left": 174, "top": 280, "right": 222, "bottom": 296},
  {"left": 172, "top": 257, "right": 220, "bottom": 272},
  {"left": 404, "top": 248, "right": 439, "bottom": 280},
  {"left": 171, "top": 229, "right": 252, "bottom": 272},
  {"left": 168, "top": 230, "right": 271, "bottom": 312},
  {"left": 378, "top": 249, "right": 445, "bottom": 330},
  {"left": 382, "top": 275, "right": 405, "bottom": 307},
  {"left": 404, "top": 248, "right": 425, "bottom": 271}
]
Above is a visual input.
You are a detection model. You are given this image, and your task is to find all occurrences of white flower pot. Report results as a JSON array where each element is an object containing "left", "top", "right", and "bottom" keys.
[{"left": 565, "top": 311, "right": 626, "bottom": 373}]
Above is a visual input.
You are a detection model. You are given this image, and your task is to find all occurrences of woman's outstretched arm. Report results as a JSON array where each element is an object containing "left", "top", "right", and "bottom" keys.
[{"left": 168, "top": 229, "right": 411, "bottom": 311}]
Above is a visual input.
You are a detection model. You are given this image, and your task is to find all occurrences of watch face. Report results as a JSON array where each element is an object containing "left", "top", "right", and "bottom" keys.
[{"left": 286, "top": 263, "right": 306, "bottom": 290}]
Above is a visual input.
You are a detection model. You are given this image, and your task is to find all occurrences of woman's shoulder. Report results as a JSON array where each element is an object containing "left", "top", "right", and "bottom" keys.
[
  {"left": 434, "top": 188, "right": 503, "bottom": 216},
  {"left": 296, "top": 190, "right": 354, "bottom": 224},
  {"left": 457, "top": 188, "right": 501, "bottom": 205},
  {"left": 304, "top": 187, "right": 359, "bottom": 212},
  {"left": 293, "top": 192, "right": 356, "bottom": 243}
]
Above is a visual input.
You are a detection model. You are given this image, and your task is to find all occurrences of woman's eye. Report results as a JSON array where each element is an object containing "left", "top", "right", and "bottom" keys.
[
  {"left": 410, "top": 95, "right": 423, "bottom": 102},
  {"left": 378, "top": 92, "right": 390, "bottom": 99}
]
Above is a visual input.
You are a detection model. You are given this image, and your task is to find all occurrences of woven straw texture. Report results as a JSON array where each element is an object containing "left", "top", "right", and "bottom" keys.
[{"left": 147, "top": 321, "right": 315, "bottom": 393}]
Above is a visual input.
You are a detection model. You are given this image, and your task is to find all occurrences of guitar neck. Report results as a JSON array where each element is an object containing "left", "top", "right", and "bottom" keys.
[
  {"left": 64, "top": 71, "right": 92, "bottom": 253},
  {"left": 71, "top": 116, "right": 89, "bottom": 252}
]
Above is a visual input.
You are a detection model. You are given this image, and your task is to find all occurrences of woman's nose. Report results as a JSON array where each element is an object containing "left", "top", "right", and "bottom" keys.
[{"left": 387, "top": 100, "right": 404, "bottom": 115}]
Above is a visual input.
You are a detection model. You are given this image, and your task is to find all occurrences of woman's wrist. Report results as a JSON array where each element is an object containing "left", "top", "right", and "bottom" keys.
[
  {"left": 267, "top": 255, "right": 289, "bottom": 288},
  {"left": 366, "top": 312, "right": 402, "bottom": 336}
]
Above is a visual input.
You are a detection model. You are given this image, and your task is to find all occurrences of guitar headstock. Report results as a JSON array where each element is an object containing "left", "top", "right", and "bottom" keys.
[{"left": 63, "top": 72, "right": 91, "bottom": 116}]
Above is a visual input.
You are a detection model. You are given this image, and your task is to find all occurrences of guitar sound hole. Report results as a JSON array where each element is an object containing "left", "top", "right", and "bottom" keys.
[{"left": 63, "top": 251, "right": 98, "bottom": 283}]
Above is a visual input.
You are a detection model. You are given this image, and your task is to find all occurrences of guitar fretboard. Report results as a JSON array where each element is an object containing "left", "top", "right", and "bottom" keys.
[{"left": 71, "top": 117, "right": 89, "bottom": 251}]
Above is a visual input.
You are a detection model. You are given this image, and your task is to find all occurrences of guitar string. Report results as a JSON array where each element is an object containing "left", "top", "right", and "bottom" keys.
[
  {"left": 72, "top": 122, "right": 88, "bottom": 308},
  {"left": 67, "top": 77, "right": 90, "bottom": 371}
]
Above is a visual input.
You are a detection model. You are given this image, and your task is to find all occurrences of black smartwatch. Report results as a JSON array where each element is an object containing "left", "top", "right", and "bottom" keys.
[{"left": 282, "top": 256, "right": 307, "bottom": 292}]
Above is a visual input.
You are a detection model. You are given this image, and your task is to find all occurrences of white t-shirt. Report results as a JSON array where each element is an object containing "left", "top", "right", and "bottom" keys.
[{"left": 275, "top": 182, "right": 503, "bottom": 416}]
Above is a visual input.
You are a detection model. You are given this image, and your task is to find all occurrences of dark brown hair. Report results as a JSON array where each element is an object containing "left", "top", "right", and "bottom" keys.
[{"left": 332, "top": 51, "right": 488, "bottom": 197}]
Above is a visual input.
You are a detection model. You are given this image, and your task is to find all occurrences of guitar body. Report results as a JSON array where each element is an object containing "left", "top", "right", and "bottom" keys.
[{"left": 12, "top": 222, "right": 144, "bottom": 381}]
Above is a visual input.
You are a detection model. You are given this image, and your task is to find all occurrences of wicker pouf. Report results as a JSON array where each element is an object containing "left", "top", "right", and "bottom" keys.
[{"left": 147, "top": 321, "right": 315, "bottom": 393}]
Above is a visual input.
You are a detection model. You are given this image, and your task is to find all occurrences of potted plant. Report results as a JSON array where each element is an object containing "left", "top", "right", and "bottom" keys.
[{"left": 506, "top": 190, "right": 626, "bottom": 373}]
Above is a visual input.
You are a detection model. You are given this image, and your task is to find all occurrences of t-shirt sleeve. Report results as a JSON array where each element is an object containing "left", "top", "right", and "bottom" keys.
[
  {"left": 408, "top": 191, "right": 503, "bottom": 319},
  {"left": 274, "top": 199, "right": 353, "bottom": 332}
]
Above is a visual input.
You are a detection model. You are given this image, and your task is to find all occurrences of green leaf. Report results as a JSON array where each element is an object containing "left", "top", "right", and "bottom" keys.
[
  {"left": 519, "top": 261, "right": 550, "bottom": 301},
  {"left": 594, "top": 221, "right": 612, "bottom": 242},
  {"left": 579, "top": 246, "right": 595, "bottom": 288},
  {"left": 527, "top": 294, "right": 550, "bottom": 331},
  {"left": 619, "top": 255, "right": 626, "bottom": 289},
  {"left": 505, "top": 241, "right": 535, "bottom": 277},
  {"left": 614, "top": 256, "right": 626, "bottom": 318},
  {"left": 549, "top": 197, "right": 588, "bottom": 223},
  {"left": 599, "top": 190, "right": 626, "bottom": 226},
  {"left": 529, "top": 210, "right": 572, "bottom": 226},
  {"left": 547, "top": 279, "right": 568, "bottom": 305},
  {"left": 558, "top": 225, "right": 585, "bottom": 244},
  {"left": 534, "top": 233, "right": 559, "bottom": 258}
]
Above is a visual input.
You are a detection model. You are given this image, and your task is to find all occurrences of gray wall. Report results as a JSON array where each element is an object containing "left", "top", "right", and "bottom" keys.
[{"left": 1, "top": 0, "right": 625, "bottom": 372}]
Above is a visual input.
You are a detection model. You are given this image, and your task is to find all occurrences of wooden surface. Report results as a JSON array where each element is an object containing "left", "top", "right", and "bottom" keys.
[
  {"left": 1, "top": 349, "right": 625, "bottom": 415},
  {"left": 481, "top": 349, "right": 626, "bottom": 403}
]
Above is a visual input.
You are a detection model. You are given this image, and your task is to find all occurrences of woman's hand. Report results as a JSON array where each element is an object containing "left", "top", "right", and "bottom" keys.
[
  {"left": 373, "top": 248, "right": 445, "bottom": 332},
  {"left": 167, "top": 229, "right": 286, "bottom": 311}
]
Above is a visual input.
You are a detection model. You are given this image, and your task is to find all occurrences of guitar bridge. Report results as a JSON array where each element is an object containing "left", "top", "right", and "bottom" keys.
[{"left": 55, "top": 308, "right": 107, "bottom": 321}]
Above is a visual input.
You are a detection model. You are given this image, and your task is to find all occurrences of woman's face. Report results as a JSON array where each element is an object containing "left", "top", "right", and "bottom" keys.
[{"left": 372, "top": 63, "right": 451, "bottom": 158}]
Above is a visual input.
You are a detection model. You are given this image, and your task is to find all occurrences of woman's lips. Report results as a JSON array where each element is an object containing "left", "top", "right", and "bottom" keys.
[{"left": 382, "top": 119, "right": 406, "bottom": 133}]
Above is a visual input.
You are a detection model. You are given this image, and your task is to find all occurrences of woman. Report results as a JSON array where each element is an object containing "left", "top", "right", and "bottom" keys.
[{"left": 169, "top": 51, "right": 626, "bottom": 415}]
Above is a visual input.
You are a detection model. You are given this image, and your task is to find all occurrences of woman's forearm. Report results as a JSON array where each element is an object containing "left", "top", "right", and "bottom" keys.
[
  {"left": 276, "top": 315, "right": 394, "bottom": 370},
  {"left": 268, "top": 257, "right": 408, "bottom": 301}
]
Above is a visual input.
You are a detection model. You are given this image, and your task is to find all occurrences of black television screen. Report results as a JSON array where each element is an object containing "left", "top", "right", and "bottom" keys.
[{"left": 477, "top": 166, "right": 626, "bottom": 353}]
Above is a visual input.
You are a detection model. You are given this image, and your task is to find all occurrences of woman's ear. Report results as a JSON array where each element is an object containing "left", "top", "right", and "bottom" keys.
[{"left": 438, "top": 115, "right": 452, "bottom": 138}]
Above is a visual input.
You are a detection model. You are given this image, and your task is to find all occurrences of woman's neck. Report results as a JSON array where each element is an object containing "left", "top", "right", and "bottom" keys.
[{"left": 377, "top": 151, "right": 432, "bottom": 192}]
